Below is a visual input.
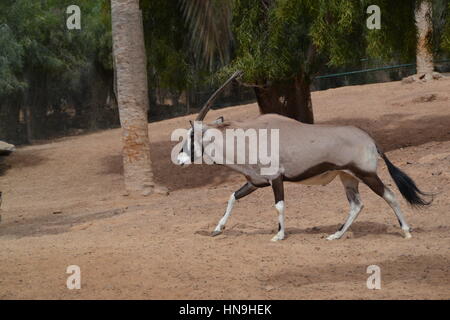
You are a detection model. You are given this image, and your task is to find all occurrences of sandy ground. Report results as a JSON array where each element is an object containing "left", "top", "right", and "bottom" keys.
[{"left": 0, "top": 79, "right": 449, "bottom": 299}]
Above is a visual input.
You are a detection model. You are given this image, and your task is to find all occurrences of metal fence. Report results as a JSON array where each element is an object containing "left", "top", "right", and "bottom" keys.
[{"left": 150, "top": 58, "right": 450, "bottom": 122}]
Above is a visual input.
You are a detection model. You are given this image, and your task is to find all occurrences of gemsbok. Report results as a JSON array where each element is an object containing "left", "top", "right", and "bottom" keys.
[{"left": 176, "top": 71, "right": 432, "bottom": 242}]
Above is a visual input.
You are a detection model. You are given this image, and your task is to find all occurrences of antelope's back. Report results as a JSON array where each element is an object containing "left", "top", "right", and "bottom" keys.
[{"left": 233, "top": 114, "right": 378, "bottom": 176}]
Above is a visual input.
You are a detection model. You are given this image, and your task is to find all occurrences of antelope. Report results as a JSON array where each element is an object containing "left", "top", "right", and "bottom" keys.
[{"left": 176, "top": 71, "right": 432, "bottom": 242}]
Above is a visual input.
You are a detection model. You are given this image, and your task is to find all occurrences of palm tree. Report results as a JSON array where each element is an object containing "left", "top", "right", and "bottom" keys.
[
  {"left": 180, "top": 0, "right": 233, "bottom": 70},
  {"left": 403, "top": 0, "right": 444, "bottom": 82},
  {"left": 415, "top": 0, "right": 434, "bottom": 78},
  {"left": 111, "top": 0, "right": 157, "bottom": 196}
]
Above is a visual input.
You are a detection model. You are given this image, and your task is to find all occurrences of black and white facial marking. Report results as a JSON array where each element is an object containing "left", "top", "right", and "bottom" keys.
[
  {"left": 176, "top": 117, "right": 225, "bottom": 166},
  {"left": 177, "top": 121, "right": 200, "bottom": 166},
  {"left": 176, "top": 128, "right": 192, "bottom": 166}
]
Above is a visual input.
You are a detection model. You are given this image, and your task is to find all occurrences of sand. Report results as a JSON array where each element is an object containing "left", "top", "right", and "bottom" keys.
[{"left": 0, "top": 78, "right": 449, "bottom": 299}]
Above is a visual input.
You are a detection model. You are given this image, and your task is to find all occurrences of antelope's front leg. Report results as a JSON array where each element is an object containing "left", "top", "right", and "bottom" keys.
[
  {"left": 211, "top": 193, "right": 236, "bottom": 236},
  {"left": 271, "top": 176, "right": 285, "bottom": 242},
  {"left": 211, "top": 182, "right": 257, "bottom": 237}
]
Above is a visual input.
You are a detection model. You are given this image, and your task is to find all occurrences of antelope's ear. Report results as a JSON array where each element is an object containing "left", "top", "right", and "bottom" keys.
[{"left": 212, "top": 116, "right": 224, "bottom": 125}]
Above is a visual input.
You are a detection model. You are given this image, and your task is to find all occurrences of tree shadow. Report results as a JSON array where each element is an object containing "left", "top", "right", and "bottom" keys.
[
  {"left": 0, "top": 157, "right": 10, "bottom": 176},
  {"left": 150, "top": 140, "right": 238, "bottom": 191},
  {"left": 195, "top": 221, "right": 440, "bottom": 239},
  {"left": 0, "top": 151, "right": 47, "bottom": 176},
  {"left": 320, "top": 113, "right": 450, "bottom": 152},
  {"left": 0, "top": 203, "right": 152, "bottom": 239},
  {"left": 266, "top": 254, "right": 449, "bottom": 288},
  {"left": 100, "top": 140, "right": 239, "bottom": 192}
]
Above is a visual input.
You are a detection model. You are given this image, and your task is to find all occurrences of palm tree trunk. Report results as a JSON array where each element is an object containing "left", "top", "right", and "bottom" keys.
[
  {"left": 111, "top": 0, "right": 155, "bottom": 196},
  {"left": 415, "top": 0, "right": 434, "bottom": 76}
]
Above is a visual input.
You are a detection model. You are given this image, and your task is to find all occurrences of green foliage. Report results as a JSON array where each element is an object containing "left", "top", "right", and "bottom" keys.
[
  {"left": 0, "top": 24, "right": 25, "bottom": 95},
  {"left": 365, "top": 0, "right": 417, "bottom": 62},
  {"left": 180, "top": 0, "right": 233, "bottom": 69},
  {"left": 311, "top": 0, "right": 367, "bottom": 66},
  {"left": 229, "top": 0, "right": 371, "bottom": 85},
  {"left": 352, "top": 0, "right": 449, "bottom": 61},
  {"left": 0, "top": 0, "right": 114, "bottom": 142},
  {"left": 439, "top": 0, "right": 450, "bottom": 52},
  {"left": 141, "top": 0, "right": 224, "bottom": 94},
  {"left": 0, "top": 0, "right": 112, "bottom": 95},
  {"left": 141, "top": 0, "right": 192, "bottom": 92},
  {"left": 228, "top": 0, "right": 449, "bottom": 85}
]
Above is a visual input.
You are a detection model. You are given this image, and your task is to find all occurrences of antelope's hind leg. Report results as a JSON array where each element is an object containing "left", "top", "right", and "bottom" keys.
[
  {"left": 360, "top": 175, "right": 412, "bottom": 239},
  {"left": 327, "top": 173, "right": 364, "bottom": 240},
  {"left": 211, "top": 182, "right": 257, "bottom": 236}
]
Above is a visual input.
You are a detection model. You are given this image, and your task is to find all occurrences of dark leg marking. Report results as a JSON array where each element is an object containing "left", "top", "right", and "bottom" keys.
[
  {"left": 271, "top": 176, "right": 284, "bottom": 203},
  {"left": 235, "top": 182, "right": 258, "bottom": 200}
]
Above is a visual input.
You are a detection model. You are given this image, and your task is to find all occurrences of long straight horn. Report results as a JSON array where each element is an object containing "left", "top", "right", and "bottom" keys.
[{"left": 195, "top": 70, "right": 243, "bottom": 121}]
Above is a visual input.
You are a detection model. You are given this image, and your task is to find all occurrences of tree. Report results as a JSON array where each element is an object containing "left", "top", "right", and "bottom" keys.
[
  {"left": 183, "top": 0, "right": 450, "bottom": 123},
  {"left": 0, "top": 0, "right": 117, "bottom": 144},
  {"left": 227, "top": 0, "right": 375, "bottom": 124},
  {"left": 443, "top": 1, "right": 450, "bottom": 51},
  {"left": 366, "top": 0, "right": 449, "bottom": 82},
  {"left": 183, "top": 0, "right": 371, "bottom": 124},
  {"left": 111, "top": 0, "right": 156, "bottom": 196},
  {"left": 416, "top": 0, "right": 434, "bottom": 77},
  {"left": 0, "top": 24, "right": 25, "bottom": 142}
]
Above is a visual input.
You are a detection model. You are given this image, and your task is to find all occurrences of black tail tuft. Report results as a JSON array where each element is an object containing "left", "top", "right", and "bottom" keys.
[{"left": 381, "top": 153, "right": 433, "bottom": 208}]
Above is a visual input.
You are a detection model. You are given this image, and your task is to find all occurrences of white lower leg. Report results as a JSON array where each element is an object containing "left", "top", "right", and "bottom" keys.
[
  {"left": 327, "top": 202, "right": 363, "bottom": 240},
  {"left": 327, "top": 186, "right": 363, "bottom": 240},
  {"left": 213, "top": 193, "right": 236, "bottom": 234},
  {"left": 271, "top": 200, "right": 285, "bottom": 242},
  {"left": 383, "top": 189, "right": 412, "bottom": 239}
]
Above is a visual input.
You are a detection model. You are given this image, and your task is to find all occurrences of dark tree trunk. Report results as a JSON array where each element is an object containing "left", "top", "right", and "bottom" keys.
[
  {"left": 0, "top": 94, "right": 22, "bottom": 144},
  {"left": 254, "top": 74, "right": 314, "bottom": 124},
  {"left": 29, "top": 84, "right": 48, "bottom": 140},
  {"left": 286, "top": 75, "right": 314, "bottom": 123},
  {"left": 23, "top": 72, "right": 49, "bottom": 142},
  {"left": 254, "top": 85, "right": 283, "bottom": 115},
  {"left": 89, "top": 64, "right": 113, "bottom": 130}
]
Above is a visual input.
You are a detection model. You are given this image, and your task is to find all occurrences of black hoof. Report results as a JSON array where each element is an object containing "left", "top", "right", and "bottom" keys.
[{"left": 211, "top": 230, "right": 222, "bottom": 237}]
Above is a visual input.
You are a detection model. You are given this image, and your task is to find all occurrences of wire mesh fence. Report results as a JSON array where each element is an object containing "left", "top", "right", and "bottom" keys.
[{"left": 168, "top": 58, "right": 450, "bottom": 121}]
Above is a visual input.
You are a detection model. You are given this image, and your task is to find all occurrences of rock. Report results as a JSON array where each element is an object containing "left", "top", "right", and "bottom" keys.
[
  {"left": 0, "top": 141, "right": 15, "bottom": 156},
  {"left": 432, "top": 72, "right": 444, "bottom": 80},
  {"left": 402, "top": 72, "right": 445, "bottom": 84},
  {"left": 153, "top": 185, "right": 170, "bottom": 196},
  {"left": 401, "top": 76, "right": 415, "bottom": 84},
  {"left": 343, "top": 231, "right": 354, "bottom": 239}
]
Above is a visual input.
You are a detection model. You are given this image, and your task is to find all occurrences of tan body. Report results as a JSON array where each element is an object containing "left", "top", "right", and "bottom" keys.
[{"left": 209, "top": 114, "right": 378, "bottom": 187}]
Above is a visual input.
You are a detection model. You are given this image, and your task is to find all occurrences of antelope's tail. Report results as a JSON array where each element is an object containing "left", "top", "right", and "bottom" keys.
[{"left": 378, "top": 150, "right": 433, "bottom": 208}]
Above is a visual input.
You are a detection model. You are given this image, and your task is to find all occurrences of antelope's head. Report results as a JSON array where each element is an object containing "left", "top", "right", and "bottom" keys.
[
  {"left": 176, "top": 117, "right": 225, "bottom": 166},
  {"left": 176, "top": 70, "right": 241, "bottom": 166}
]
